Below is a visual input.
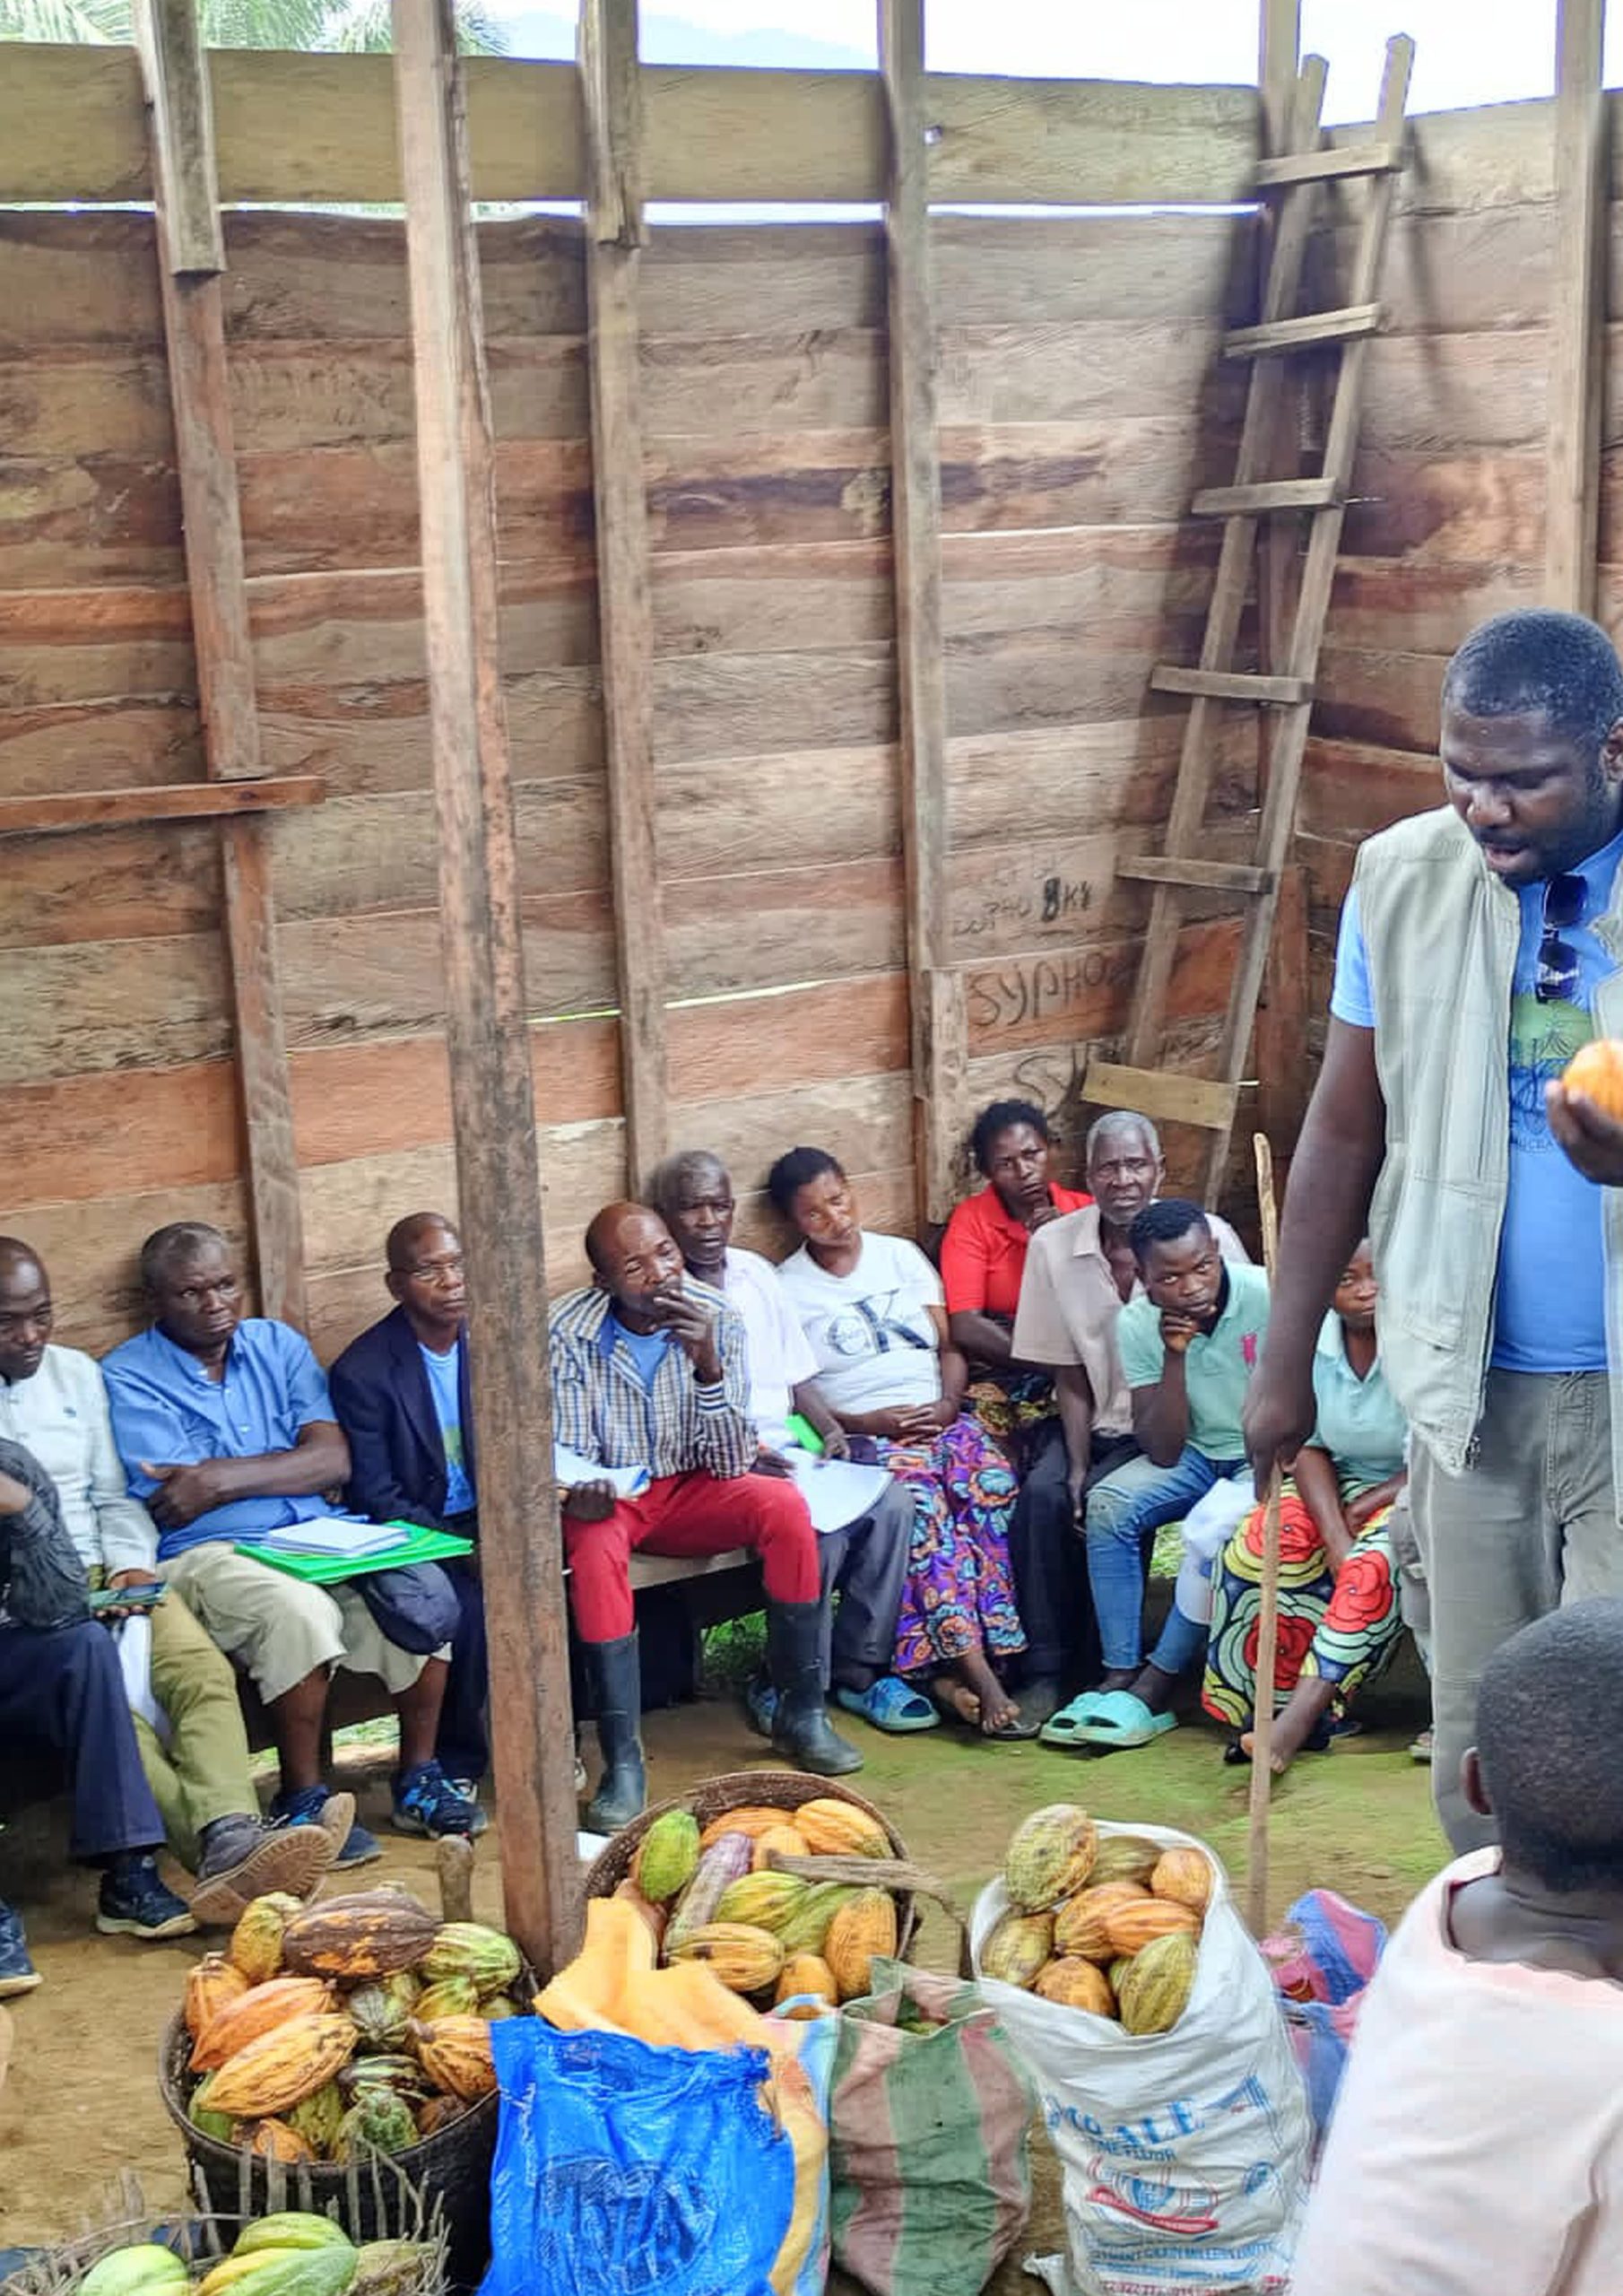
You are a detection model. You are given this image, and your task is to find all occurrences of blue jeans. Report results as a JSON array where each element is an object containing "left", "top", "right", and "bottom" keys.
[{"left": 1084, "top": 1448, "right": 1244, "bottom": 1674}]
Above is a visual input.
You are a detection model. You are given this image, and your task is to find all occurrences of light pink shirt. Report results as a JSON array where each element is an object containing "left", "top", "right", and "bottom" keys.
[{"left": 1293, "top": 1849, "right": 1623, "bottom": 2296}]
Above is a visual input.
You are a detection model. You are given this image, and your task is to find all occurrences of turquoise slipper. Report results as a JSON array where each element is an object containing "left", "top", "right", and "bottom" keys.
[
  {"left": 1038, "top": 1691, "right": 1113, "bottom": 1746},
  {"left": 1074, "top": 1691, "right": 1177, "bottom": 1750}
]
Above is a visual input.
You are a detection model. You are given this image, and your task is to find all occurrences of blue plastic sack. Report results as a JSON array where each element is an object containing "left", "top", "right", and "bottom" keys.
[{"left": 481, "top": 2016, "right": 796, "bottom": 2296}]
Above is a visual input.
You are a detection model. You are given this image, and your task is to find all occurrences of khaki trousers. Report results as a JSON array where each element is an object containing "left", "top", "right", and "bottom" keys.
[
  {"left": 135, "top": 1589, "right": 260, "bottom": 1866},
  {"left": 1410, "top": 1369, "right": 1619, "bottom": 1853}
]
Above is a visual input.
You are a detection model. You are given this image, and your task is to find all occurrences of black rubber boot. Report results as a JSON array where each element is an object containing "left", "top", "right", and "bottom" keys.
[
  {"left": 581, "top": 1631, "right": 647, "bottom": 1832},
  {"left": 767, "top": 1600, "right": 863, "bottom": 1777}
]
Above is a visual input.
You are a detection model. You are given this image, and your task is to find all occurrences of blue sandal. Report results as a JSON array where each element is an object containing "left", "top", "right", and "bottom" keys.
[
  {"left": 1072, "top": 1691, "right": 1177, "bottom": 1750},
  {"left": 836, "top": 1676, "right": 941, "bottom": 1734}
]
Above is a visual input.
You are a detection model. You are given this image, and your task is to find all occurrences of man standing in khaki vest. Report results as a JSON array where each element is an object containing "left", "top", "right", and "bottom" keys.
[{"left": 1245, "top": 610, "right": 1623, "bottom": 1849}]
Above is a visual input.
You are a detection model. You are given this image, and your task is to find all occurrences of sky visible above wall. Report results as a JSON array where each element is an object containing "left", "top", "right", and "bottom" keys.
[{"left": 490, "top": 0, "right": 1623, "bottom": 120}]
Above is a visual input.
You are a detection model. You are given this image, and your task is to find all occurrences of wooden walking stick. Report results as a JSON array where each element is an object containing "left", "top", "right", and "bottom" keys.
[{"left": 1246, "top": 1131, "right": 1284, "bottom": 1938}]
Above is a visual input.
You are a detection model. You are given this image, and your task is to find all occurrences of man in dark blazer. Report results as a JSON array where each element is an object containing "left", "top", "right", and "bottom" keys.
[{"left": 328, "top": 1213, "right": 490, "bottom": 1824}]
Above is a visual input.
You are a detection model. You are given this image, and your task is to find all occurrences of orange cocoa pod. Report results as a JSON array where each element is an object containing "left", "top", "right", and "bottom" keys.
[
  {"left": 191, "top": 1976, "right": 335, "bottom": 2073},
  {"left": 699, "top": 1806, "right": 800, "bottom": 1848},
  {"left": 1150, "top": 1847, "right": 1213, "bottom": 1917},
  {"left": 409, "top": 2014, "right": 497, "bottom": 2103},
  {"left": 1563, "top": 1038, "right": 1623, "bottom": 1121},
  {"left": 185, "top": 1952, "right": 250, "bottom": 2043},
  {"left": 1053, "top": 1882, "right": 1150, "bottom": 1964},
  {"left": 236, "top": 2117, "right": 317, "bottom": 2164},
  {"left": 775, "top": 1953, "right": 838, "bottom": 2013},
  {"left": 1103, "top": 1896, "right": 1201, "bottom": 1958},
  {"left": 1033, "top": 1957, "right": 1117, "bottom": 2017},
  {"left": 204, "top": 2013, "right": 358, "bottom": 2119}
]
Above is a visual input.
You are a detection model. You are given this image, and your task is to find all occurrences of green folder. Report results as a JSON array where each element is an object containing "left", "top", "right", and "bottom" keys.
[{"left": 233, "top": 1521, "right": 474, "bottom": 1585}]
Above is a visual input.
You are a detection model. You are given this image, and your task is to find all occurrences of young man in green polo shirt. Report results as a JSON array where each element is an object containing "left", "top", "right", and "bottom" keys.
[{"left": 1047, "top": 1198, "right": 1269, "bottom": 1749}]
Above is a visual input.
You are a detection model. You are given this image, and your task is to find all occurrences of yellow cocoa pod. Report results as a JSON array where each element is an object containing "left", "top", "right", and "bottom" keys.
[
  {"left": 1087, "top": 1834, "right": 1164, "bottom": 1889},
  {"left": 1053, "top": 1883, "right": 1151, "bottom": 1964},
  {"left": 823, "top": 1887, "right": 898, "bottom": 2003},
  {"left": 699, "top": 1806, "right": 801, "bottom": 1848},
  {"left": 1104, "top": 1896, "right": 1201, "bottom": 1958},
  {"left": 1033, "top": 1957, "right": 1117, "bottom": 2017},
  {"left": 228, "top": 1893, "right": 304, "bottom": 1987},
  {"left": 979, "top": 1909, "right": 1054, "bottom": 1990},
  {"left": 1004, "top": 1805, "right": 1098, "bottom": 1912},
  {"left": 794, "top": 1799, "right": 889, "bottom": 1859},
  {"left": 752, "top": 1825, "right": 811, "bottom": 1872},
  {"left": 1116, "top": 1929, "right": 1198, "bottom": 2036},
  {"left": 1108, "top": 1957, "right": 1134, "bottom": 1996},
  {"left": 204, "top": 2013, "right": 358, "bottom": 2120},
  {"left": 668, "top": 1922, "right": 785, "bottom": 1995},
  {"left": 1150, "top": 1847, "right": 1213, "bottom": 1917},
  {"left": 774, "top": 1954, "right": 838, "bottom": 2014},
  {"left": 715, "top": 1873, "right": 808, "bottom": 1936}
]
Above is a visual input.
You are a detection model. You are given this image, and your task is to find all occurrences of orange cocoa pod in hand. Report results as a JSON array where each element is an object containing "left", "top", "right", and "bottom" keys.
[{"left": 1562, "top": 1038, "right": 1623, "bottom": 1121}]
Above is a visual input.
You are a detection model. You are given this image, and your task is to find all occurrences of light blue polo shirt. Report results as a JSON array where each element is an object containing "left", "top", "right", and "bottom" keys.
[
  {"left": 1332, "top": 825, "right": 1623, "bottom": 1374},
  {"left": 102, "top": 1318, "right": 337, "bottom": 1560},
  {"left": 1116, "top": 1261, "right": 1271, "bottom": 1463},
  {"left": 1309, "top": 1314, "right": 1406, "bottom": 1495}
]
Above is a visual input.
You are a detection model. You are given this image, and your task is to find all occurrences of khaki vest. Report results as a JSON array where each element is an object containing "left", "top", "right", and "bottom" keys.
[{"left": 1354, "top": 804, "right": 1623, "bottom": 1509}]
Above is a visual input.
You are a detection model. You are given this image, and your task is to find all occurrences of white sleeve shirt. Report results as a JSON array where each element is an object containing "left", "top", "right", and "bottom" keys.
[
  {"left": 723, "top": 1247, "right": 819, "bottom": 1448},
  {"left": 0, "top": 1343, "right": 159, "bottom": 1577}
]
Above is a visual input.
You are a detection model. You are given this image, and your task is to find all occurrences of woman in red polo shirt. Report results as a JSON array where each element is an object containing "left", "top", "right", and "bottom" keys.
[{"left": 940, "top": 1100, "right": 1091, "bottom": 1456}]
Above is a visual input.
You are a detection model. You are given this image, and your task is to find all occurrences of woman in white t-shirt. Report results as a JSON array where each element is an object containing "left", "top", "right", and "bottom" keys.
[{"left": 768, "top": 1147, "right": 1030, "bottom": 1736}]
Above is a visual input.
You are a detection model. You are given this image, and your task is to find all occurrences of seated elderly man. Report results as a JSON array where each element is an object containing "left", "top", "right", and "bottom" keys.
[
  {"left": 102, "top": 1222, "right": 477, "bottom": 1860},
  {"left": 329, "top": 1213, "right": 490, "bottom": 1829},
  {"left": 553, "top": 1200, "right": 860, "bottom": 1831},
  {"left": 649, "top": 1151, "right": 933, "bottom": 1737},
  {"left": 1010, "top": 1111, "right": 1250, "bottom": 1727},
  {"left": 0, "top": 1238, "right": 340, "bottom": 1926},
  {"left": 0, "top": 1437, "right": 195, "bottom": 1985}
]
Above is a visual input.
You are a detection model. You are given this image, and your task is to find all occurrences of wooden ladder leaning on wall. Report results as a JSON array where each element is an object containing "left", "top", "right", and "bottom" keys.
[{"left": 1084, "top": 32, "right": 1416, "bottom": 1206}]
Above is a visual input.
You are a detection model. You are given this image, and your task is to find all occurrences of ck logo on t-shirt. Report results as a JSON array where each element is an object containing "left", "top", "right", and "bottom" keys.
[{"left": 822, "top": 1292, "right": 933, "bottom": 1360}]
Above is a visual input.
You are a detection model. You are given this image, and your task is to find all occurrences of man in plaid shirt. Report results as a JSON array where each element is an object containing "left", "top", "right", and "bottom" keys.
[{"left": 553, "top": 1201, "right": 859, "bottom": 1830}]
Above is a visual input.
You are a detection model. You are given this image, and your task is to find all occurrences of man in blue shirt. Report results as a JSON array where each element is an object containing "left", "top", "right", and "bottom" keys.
[
  {"left": 102, "top": 1221, "right": 478, "bottom": 1857},
  {"left": 329, "top": 1213, "right": 490, "bottom": 1825},
  {"left": 1246, "top": 611, "right": 1623, "bottom": 1847}
]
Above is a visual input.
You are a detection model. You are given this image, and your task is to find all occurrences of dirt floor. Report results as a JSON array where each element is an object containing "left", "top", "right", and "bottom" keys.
[{"left": 0, "top": 1665, "right": 1441, "bottom": 2285}]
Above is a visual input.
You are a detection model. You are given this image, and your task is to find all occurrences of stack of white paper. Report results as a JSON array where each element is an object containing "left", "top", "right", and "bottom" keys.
[{"left": 256, "top": 1516, "right": 412, "bottom": 1560}]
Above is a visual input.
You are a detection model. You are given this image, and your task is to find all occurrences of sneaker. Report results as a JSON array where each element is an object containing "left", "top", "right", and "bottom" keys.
[
  {"left": 189, "top": 1812, "right": 335, "bottom": 1927},
  {"left": 444, "top": 1780, "right": 490, "bottom": 1839},
  {"left": 96, "top": 1856, "right": 197, "bottom": 1940},
  {"left": 271, "top": 1785, "right": 379, "bottom": 1869},
  {"left": 392, "top": 1760, "right": 481, "bottom": 1839},
  {"left": 0, "top": 1903, "right": 40, "bottom": 1999}
]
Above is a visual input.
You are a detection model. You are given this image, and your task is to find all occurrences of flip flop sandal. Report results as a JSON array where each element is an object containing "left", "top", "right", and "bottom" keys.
[
  {"left": 835, "top": 1676, "right": 941, "bottom": 1734},
  {"left": 980, "top": 1704, "right": 1043, "bottom": 1742},
  {"left": 1038, "top": 1691, "right": 1112, "bottom": 1747},
  {"left": 1072, "top": 1691, "right": 1178, "bottom": 1750}
]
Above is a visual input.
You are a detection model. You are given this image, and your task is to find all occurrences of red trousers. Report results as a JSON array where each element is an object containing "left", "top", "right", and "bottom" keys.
[{"left": 564, "top": 1470, "right": 820, "bottom": 1643}]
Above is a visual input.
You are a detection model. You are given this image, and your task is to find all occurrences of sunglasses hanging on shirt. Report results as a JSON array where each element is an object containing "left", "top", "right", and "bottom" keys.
[{"left": 1535, "top": 873, "right": 1585, "bottom": 1004}]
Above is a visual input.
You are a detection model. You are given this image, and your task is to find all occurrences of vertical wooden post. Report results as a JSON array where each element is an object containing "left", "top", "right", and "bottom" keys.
[
  {"left": 580, "top": 0, "right": 666, "bottom": 1194},
  {"left": 1254, "top": 0, "right": 1302, "bottom": 774},
  {"left": 392, "top": 0, "right": 583, "bottom": 1976},
  {"left": 135, "top": 0, "right": 307, "bottom": 1330},
  {"left": 1546, "top": 0, "right": 1608, "bottom": 616},
  {"left": 880, "top": 0, "right": 965, "bottom": 1228}
]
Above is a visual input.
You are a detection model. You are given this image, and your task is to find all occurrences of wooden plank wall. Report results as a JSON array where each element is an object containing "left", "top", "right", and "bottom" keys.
[
  {"left": 1298, "top": 94, "right": 1589, "bottom": 1039},
  {"left": 0, "top": 58, "right": 1260, "bottom": 1361}
]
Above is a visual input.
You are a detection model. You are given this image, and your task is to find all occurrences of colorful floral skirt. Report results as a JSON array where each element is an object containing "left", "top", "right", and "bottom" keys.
[
  {"left": 876, "top": 1413, "right": 1027, "bottom": 1674},
  {"left": 1201, "top": 1490, "right": 1400, "bottom": 1730}
]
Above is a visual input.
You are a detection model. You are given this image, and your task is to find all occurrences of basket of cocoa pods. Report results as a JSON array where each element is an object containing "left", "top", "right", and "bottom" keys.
[
  {"left": 157, "top": 1883, "right": 532, "bottom": 2285},
  {"left": 580, "top": 1770, "right": 955, "bottom": 2013}
]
